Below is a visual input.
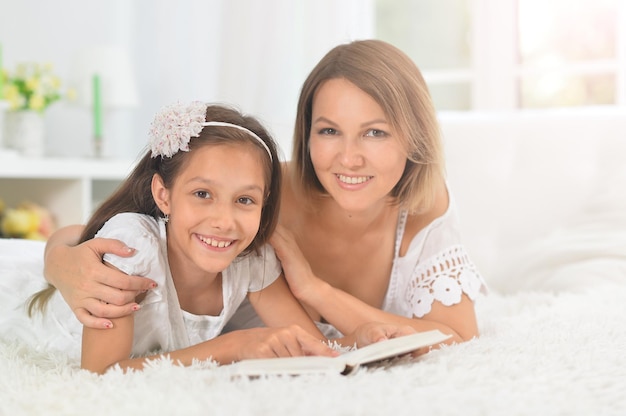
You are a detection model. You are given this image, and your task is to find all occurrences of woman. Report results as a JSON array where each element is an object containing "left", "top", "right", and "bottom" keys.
[{"left": 43, "top": 40, "right": 486, "bottom": 347}]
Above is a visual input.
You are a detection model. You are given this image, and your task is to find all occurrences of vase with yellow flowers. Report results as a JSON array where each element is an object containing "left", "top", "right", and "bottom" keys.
[{"left": 2, "top": 62, "right": 65, "bottom": 157}]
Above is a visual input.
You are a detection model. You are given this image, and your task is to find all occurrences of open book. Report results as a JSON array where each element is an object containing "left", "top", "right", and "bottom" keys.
[{"left": 228, "top": 329, "right": 451, "bottom": 376}]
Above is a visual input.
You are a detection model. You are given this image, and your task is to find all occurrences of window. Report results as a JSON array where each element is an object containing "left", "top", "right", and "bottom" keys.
[
  {"left": 375, "top": 0, "right": 473, "bottom": 110},
  {"left": 375, "top": 0, "right": 626, "bottom": 111},
  {"left": 518, "top": 0, "right": 620, "bottom": 108}
]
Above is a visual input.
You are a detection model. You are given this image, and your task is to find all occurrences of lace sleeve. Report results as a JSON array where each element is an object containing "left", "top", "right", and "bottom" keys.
[{"left": 405, "top": 245, "right": 486, "bottom": 318}]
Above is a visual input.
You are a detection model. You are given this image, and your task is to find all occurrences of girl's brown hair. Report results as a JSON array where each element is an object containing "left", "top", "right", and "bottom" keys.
[
  {"left": 292, "top": 39, "right": 445, "bottom": 212},
  {"left": 29, "top": 104, "right": 281, "bottom": 316}
]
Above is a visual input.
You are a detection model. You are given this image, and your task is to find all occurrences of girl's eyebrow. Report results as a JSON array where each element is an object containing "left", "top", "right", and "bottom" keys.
[{"left": 188, "top": 177, "right": 264, "bottom": 194}]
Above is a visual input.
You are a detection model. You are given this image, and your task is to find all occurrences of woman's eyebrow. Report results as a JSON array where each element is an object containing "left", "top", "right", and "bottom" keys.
[
  {"left": 360, "top": 118, "right": 388, "bottom": 127},
  {"left": 312, "top": 116, "right": 338, "bottom": 125}
]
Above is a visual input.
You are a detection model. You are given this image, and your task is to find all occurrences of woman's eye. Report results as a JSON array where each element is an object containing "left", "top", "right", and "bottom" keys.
[
  {"left": 365, "top": 129, "right": 388, "bottom": 138},
  {"left": 194, "top": 191, "right": 211, "bottom": 199},
  {"left": 318, "top": 127, "right": 338, "bottom": 135}
]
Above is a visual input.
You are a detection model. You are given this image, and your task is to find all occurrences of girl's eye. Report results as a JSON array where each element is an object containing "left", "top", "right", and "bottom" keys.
[
  {"left": 365, "top": 129, "right": 388, "bottom": 138},
  {"left": 237, "top": 196, "right": 255, "bottom": 206},
  {"left": 194, "top": 191, "right": 211, "bottom": 199}
]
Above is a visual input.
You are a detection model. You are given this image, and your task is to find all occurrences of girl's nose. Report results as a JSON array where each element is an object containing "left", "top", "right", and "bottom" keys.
[{"left": 208, "top": 203, "right": 235, "bottom": 230}]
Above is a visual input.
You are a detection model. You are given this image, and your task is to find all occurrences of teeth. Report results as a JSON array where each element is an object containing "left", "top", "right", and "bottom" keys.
[
  {"left": 198, "top": 235, "right": 232, "bottom": 248},
  {"left": 337, "top": 174, "right": 371, "bottom": 184}
]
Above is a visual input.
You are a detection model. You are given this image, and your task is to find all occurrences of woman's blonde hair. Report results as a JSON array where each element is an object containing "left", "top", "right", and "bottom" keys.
[{"left": 291, "top": 39, "right": 445, "bottom": 212}]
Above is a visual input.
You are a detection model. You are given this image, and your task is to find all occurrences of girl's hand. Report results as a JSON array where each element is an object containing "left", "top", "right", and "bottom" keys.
[
  {"left": 234, "top": 326, "right": 338, "bottom": 360},
  {"left": 45, "top": 237, "right": 156, "bottom": 328},
  {"left": 269, "top": 225, "right": 320, "bottom": 301}
]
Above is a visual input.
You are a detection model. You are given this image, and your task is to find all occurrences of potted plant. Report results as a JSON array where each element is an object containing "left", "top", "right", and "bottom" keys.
[{"left": 2, "top": 62, "right": 67, "bottom": 157}]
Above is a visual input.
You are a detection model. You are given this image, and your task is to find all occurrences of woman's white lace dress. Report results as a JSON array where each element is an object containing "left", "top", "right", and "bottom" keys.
[{"left": 226, "top": 188, "right": 487, "bottom": 337}]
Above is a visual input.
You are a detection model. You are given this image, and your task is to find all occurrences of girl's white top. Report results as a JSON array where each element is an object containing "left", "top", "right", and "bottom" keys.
[{"left": 0, "top": 213, "right": 280, "bottom": 360}]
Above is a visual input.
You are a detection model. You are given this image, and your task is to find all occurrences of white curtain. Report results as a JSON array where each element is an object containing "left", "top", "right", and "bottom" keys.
[{"left": 132, "top": 0, "right": 375, "bottom": 159}]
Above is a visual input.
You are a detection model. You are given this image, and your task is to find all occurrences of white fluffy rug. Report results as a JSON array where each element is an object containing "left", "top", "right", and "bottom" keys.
[{"left": 1, "top": 240, "right": 625, "bottom": 415}]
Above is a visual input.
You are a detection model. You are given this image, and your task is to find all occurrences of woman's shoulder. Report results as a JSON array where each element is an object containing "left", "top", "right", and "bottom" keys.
[{"left": 404, "top": 182, "right": 450, "bottom": 236}]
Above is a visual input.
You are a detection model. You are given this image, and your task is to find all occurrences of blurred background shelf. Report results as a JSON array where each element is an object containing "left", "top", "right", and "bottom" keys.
[{"left": 0, "top": 155, "right": 136, "bottom": 228}]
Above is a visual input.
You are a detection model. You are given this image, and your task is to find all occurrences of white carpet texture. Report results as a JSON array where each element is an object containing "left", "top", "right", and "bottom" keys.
[
  {"left": 1, "top": 240, "right": 625, "bottom": 415},
  {"left": 1, "top": 285, "right": 624, "bottom": 415}
]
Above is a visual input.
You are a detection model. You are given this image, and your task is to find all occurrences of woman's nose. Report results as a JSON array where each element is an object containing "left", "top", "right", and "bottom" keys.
[{"left": 339, "top": 137, "right": 365, "bottom": 167}]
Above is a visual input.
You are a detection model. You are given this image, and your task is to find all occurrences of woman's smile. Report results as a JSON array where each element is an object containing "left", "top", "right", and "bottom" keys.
[{"left": 336, "top": 174, "right": 373, "bottom": 186}]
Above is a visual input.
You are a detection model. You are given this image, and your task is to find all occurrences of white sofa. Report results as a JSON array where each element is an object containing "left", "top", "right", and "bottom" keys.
[{"left": 442, "top": 108, "right": 626, "bottom": 293}]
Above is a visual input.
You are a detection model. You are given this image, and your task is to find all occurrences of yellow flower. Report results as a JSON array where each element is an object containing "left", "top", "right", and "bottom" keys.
[
  {"left": 28, "top": 94, "right": 46, "bottom": 111},
  {"left": 4, "top": 62, "right": 66, "bottom": 112},
  {"left": 26, "top": 77, "right": 40, "bottom": 91},
  {"left": 5, "top": 84, "right": 25, "bottom": 110},
  {"left": 4, "top": 84, "right": 19, "bottom": 100}
]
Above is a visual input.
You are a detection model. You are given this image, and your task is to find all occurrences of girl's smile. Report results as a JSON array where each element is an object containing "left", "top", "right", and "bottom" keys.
[{"left": 196, "top": 234, "right": 234, "bottom": 249}]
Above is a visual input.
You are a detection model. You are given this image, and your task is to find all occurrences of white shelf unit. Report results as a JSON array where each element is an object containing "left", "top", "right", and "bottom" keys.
[{"left": 0, "top": 155, "right": 137, "bottom": 228}]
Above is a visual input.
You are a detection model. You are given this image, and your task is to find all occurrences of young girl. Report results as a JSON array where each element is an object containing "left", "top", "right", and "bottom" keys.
[{"left": 14, "top": 102, "right": 338, "bottom": 374}]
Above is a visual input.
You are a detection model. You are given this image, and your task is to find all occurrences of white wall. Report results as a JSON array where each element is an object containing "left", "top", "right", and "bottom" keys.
[{"left": 0, "top": 0, "right": 374, "bottom": 160}]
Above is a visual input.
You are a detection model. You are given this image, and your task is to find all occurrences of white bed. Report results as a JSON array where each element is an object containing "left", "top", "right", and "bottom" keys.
[{"left": 1, "top": 109, "right": 625, "bottom": 415}]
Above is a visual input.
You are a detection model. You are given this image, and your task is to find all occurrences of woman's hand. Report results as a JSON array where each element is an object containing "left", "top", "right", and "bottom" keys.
[
  {"left": 44, "top": 235, "right": 156, "bottom": 328},
  {"left": 269, "top": 225, "right": 321, "bottom": 301},
  {"left": 351, "top": 322, "right": 417, "bottom": 348},
  {"left": 232, "top": 326, "right": 338, "bottom": 361}
]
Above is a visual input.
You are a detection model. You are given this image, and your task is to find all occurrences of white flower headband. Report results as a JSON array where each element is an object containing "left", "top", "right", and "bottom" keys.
[{"left": 148, "top": 101, "right": 272, "bottom": 160}]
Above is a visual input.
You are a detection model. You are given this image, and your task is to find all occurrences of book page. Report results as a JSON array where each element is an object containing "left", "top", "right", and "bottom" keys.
[
  {"left": 228, "top": 355, "right": 346, "bottom": 376},
  {"left": 228, "top": 330, "right": 451, "bottom": 377},
  {"left": 341, "top": 330, "right": 451, "bottom": 368}
]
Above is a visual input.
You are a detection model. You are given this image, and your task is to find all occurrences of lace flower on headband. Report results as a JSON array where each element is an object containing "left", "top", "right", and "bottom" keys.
[
  {"left": 148, "top": 101, "right": 273, "bottom": 160},
  {"left": 149, "top": 101, "right": 207, "bottom": 158}
]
